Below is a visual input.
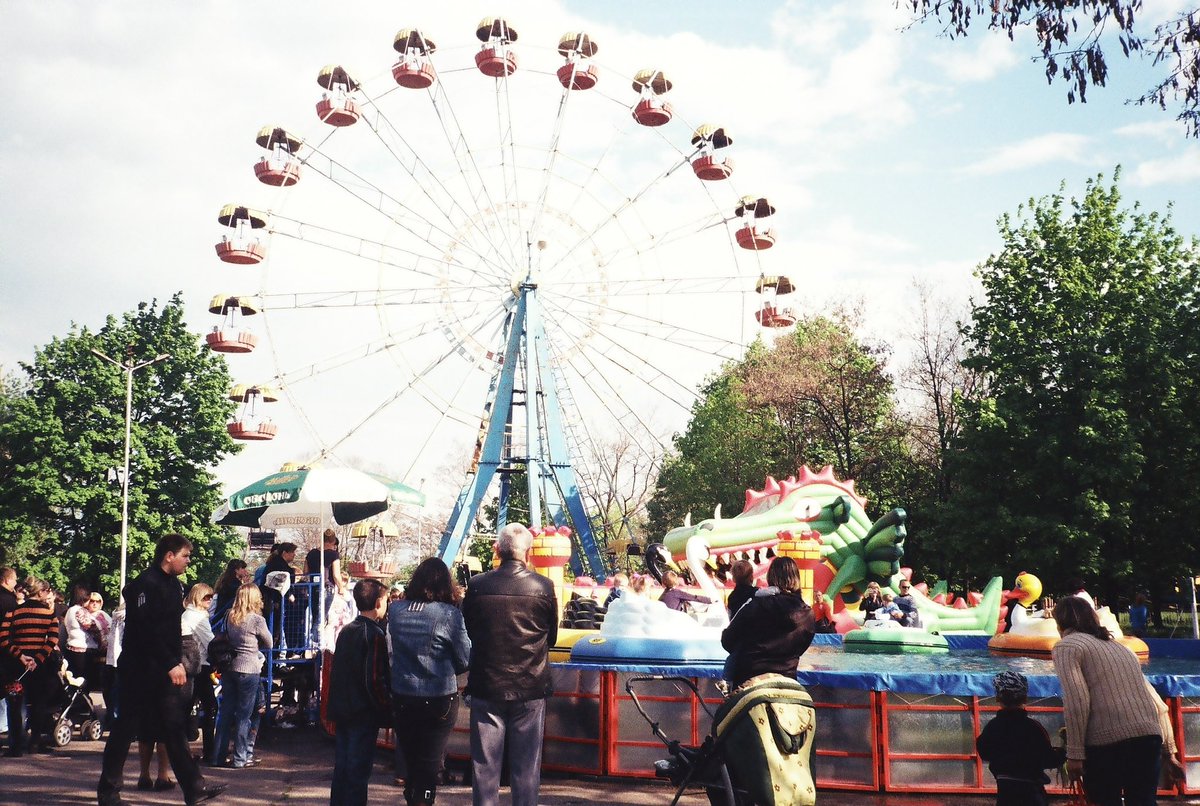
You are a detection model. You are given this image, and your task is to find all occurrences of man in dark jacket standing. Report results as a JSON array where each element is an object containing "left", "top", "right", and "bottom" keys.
[
  {"left": 97, "top": 534, "right": 224, "bottom": 806},
  {"left": 327, "top": 578, "right": 390, "bottom": 806},
  {"left": 462, "top": 523, "right": 558, "bottom": 806}
]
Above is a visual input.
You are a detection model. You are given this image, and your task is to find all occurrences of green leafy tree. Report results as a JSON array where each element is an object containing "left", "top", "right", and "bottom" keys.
[
  {"left": 901, "top": 1, "right": 1200, "bottom": 137},
  {"left": 739, "top": 313, "right": 918, "bottom": 514},
  {"left": 646, "top": 360, "right": 784, "bottom": 540},
  {"left": 0, "top": 295, "right": 244, "bottom": 598},
  {"left": 941, "top": 173, "right": 1200, "bottom": 601},
  {"left": 648, "top": 320, "right": 921, "bottom": 547}
]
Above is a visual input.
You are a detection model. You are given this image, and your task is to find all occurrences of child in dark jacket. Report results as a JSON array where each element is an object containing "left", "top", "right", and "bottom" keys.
[
  {"left": 328, "top": 579, "right": 391, "bottom": 806},
  {"left": 976, "top": 671, "right": 1065, "bottom": 806}
]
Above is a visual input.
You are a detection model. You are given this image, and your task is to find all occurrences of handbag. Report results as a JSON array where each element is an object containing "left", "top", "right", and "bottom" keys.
[{"left": 181, "top": 634, "right": 203, "bottom": 676}]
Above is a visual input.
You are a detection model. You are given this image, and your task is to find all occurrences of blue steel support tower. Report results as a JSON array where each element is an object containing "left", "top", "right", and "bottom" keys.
[{"left": 437, "top": 275, "right": 607, "bottom": 580}]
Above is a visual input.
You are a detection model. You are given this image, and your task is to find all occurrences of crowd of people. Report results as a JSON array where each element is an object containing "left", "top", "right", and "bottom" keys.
[
  {"left": 0, "top": 529, "right": 343, "bottom": 805},
  {"left": 1, "top": 531, "right": 1190, "bottom": 806},
  {"left": 327, "top": 521, "right": 557, "bottom": 806}
]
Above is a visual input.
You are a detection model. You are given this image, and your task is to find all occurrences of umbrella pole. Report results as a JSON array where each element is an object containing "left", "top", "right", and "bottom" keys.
[
  {"left": 317, "top": 524, "right": 328, "bottom": 729},
  {"left": 319, "top": 529, "right": 327, "bottom": 650}
]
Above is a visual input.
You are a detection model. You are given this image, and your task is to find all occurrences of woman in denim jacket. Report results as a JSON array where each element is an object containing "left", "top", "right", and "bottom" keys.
[{"left": 388, "top": 558, "right": 471, "bottom": 806}]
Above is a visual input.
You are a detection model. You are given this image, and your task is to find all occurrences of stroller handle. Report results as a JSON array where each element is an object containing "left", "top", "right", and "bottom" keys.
[
  {"left": 626, "top": 675, "right": 740, "bottom": 806},
  {"left": 625, "top": 675, "right": 722, "bottom": 746}
]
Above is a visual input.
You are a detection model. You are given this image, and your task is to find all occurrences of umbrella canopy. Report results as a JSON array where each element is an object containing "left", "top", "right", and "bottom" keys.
[
  {"left": 364, "top": 472, "right": 426, "bottom": 507},
  {"left": 212, "top": 467, "right": 391, "bottom": 529}
]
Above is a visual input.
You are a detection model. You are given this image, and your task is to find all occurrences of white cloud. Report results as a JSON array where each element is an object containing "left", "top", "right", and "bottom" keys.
[
  {"left": 927, "top": 32, "right": 1023, "bottom": 83},
  {"left": 1, "top": 0, "right": 1197, "bottom": 498},
  {"left": 1113, "top": 119, "right": 1185, "bottom": 144},
  {"left": 959, "top": 133, "right": 1093, "bottom": 176},
  {"left": 1128, "top": 148, "right": 1200, "bottom": 186}
]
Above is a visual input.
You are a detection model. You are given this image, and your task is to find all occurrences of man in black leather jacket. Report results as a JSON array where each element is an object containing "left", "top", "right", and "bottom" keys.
[{"left": 462, "top": 523, "right": 558, "bottom": 806}]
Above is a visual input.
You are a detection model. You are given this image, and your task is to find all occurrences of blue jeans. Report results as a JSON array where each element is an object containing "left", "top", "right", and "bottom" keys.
[
  {"left": 211, "top": 671, "right": 258, "bottom": 766},
  {"left": 469, "top": 696, "right": 545, "bottom": 806},
  {"left": 330, "top": 720, "right": 378, "bottom": 806}
]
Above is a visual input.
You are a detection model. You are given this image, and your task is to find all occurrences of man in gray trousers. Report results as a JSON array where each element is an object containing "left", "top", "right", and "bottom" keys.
[{"left": 462, "top": 523, "right": 559, "bottom": 806}]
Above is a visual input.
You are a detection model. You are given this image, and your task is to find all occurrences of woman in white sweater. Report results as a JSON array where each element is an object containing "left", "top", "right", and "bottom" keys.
[
  {"left": 183, "top": 583, "right": 216, "bottom": 761},
  {"left": 1052, "top": 595, "right": 1184, "bottom": 804}
]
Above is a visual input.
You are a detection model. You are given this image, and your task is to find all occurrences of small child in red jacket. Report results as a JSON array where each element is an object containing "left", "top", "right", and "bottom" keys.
[{"left": 976, "top": 671, "right": 1065, "bottom": 806}]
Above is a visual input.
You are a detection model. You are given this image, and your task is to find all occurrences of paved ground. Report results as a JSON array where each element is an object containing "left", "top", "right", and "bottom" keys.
[{"left": 3, "top": 724, "right": 1197, "bottom": 805}]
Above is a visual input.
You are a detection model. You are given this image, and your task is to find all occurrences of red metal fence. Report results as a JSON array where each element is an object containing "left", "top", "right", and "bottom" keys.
[{"left": 324, "top": 660, "right": 1200, "bottom": 794}]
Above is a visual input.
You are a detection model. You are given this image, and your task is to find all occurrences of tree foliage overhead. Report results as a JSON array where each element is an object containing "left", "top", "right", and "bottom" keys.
[
  {"left": 902, "top": 1, "right": 1200, "bottom": 137},
  {"left": 647, "top": 317, "right": 919, "bottom": 541},
  {"left": 939, "top": 173, "right": 1200, "bottom": 595},
  {"left": 0, "top": 295, "right": 244, "bottom": 598}
]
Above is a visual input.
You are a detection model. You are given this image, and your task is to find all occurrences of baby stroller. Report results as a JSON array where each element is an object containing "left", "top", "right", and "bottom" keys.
[
  {"left": 50, "top": 659, "right": 105, "bottom": 746},
  {"left": 627, "top": 674, "right": 817, "bottom": 806}
]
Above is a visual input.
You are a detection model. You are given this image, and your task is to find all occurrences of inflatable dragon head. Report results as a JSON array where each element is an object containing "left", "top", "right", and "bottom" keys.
[{"left": 647, "top": 465, "right": 906, "bottom": 604}]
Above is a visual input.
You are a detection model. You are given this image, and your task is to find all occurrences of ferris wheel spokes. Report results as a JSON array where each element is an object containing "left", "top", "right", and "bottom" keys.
[
  {"left": 547, "top": 291, "right": 746, "bottom": 360},
  {"left": 265, "top": 312, "right": 465, "bottom": 390},
  {"left": 547, "top": 332, "right": 680, "bottom": 449},
  {"left": 288, "top": 147, "right": 513, "bottom": 282},
  {"left": 258, "top": 282, "right": 502, "bottom": 311},
  {"left": 358, "top": 96, "right": 525, "bottom": 277},
  {"left": 311, "top": 309, "right": 502, "bottom": 458},
  {"left": 267, "top": 213, "right": 507, "bottom": 287},
  {"left": 424, "top": 75, "right": 526, "bottom": 271}
]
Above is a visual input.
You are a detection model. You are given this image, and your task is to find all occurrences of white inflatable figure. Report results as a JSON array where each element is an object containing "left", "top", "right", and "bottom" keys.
[
  {"left": 682, "top": 528, "right": 731, "bottom": 629},
  {"left": 599, "top": 594, "right": 720, "bottom": 641},
  {"left": 1005, "top": 571, "right": 1125, "bottom": 640},
  {"left": 1008, "top": 601, "right": 1059, "bottom": 638},
  {"left": 1010, "top": 599, "right": 1124, "bottom": 640}
]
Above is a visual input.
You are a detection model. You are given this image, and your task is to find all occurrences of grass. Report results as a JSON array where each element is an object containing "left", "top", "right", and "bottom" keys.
[{"left": 1116, "top": 609, "right": 1199, "bottom": 639}]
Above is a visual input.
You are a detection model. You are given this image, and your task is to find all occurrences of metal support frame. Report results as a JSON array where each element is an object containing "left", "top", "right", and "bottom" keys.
[{"left": 437, "top": 281, "right": 606, "bottom": 578}]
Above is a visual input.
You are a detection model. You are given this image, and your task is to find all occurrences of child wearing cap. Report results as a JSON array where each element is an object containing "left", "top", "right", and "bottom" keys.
[{"left": 975, "top": 671, "right": 1065, "bottom": 805}]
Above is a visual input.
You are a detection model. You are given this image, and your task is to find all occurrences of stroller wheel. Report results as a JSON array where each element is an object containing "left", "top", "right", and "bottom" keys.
[
  {"left": 81, "top": 719, "right": 104, "bottom": 741},
  {"left": 53, "top": 718, "right": 74, "bottom": 747}
]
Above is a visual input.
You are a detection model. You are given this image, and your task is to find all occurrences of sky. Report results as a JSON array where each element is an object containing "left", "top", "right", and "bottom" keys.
[{"left": 2, "top": 1, "right": 1197, "bottom": 513}]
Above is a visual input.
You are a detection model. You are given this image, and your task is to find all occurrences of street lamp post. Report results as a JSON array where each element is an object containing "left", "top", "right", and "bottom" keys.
[{"left": 91, "top": 346, "right": 170, "bottom": 591}]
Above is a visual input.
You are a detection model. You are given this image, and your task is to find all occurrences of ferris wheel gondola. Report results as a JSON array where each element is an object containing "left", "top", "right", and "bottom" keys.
[
  {"left": 315, "top": 64, "right": 362, "bottom": 127},
  {"left": 206, "top": 294, "right": 260, "bottom": 354},
  {"left": 253, "top": 127, "right": 303, "bottom": 187},
  {"left": 392, "top": 29, "right": 438, "bottom": 89},
  {"left": 208, "top": 17, "right": 782, "bottom": 576},
  {"left": 227, "top": 384, "right": 278, "bottom": 442},
  {"left": 556, "top": 32, "right": 599, "bottom": 91}
]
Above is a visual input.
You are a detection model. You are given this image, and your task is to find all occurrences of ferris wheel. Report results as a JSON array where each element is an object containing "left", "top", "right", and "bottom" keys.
[{"left": 207, "top": 17, "right": 783, "bottom": 575}]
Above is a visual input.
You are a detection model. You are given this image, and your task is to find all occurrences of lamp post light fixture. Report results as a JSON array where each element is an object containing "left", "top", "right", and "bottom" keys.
[{"left": 90, "top": 346, "right": 170, "bottom": 591}]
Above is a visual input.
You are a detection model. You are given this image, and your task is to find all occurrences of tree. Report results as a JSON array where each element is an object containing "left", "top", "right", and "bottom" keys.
[
  {"left": 739, "top": 312, "right": 917, "bottom": 513},
  {"left": 897, "top": 283, "right": 983, "bottom": 585},
  {"left": 902, "top": 1, "right": 1200, "bottom": 137},
  {"left": 646, "top": 355, "right": 784, "bottom": 540},
  {"left": 0, "top": 295, "right": 244, "bottom": 598},
  {"left": 943, "top": 173, "right": 1200, "bottom": 599},
  {"left": 647, "top": 318, "right": 922, "bottom": 545},
  {"left": 579, "top": 433, "right": 662, "bottom": 562}
]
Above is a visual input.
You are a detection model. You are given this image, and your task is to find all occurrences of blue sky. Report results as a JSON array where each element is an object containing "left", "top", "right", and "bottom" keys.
[{"left": 1, "top": 1, "right": 1196, "bottom": 501}]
